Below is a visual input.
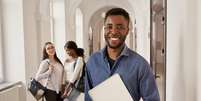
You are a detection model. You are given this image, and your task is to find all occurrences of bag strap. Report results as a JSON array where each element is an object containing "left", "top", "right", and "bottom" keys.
[
  {"left": 72, "top": 60, "right": 78, "bottom": 86},
  {"left": 73, "top": 60, "right": 85, "bottom": 87},
  {"left": 74, "top": 59, "right": 85, "bottom": 77},
  {"left": 44, "top": 61, "right": 52, "bottom": 87}
]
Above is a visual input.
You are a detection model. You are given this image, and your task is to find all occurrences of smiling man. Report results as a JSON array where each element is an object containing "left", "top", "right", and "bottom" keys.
[{"left": 85, "top": 8, "right": 160, "bottom": 101}]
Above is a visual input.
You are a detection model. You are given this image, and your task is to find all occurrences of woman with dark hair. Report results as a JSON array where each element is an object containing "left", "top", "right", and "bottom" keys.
[
  {"left": 62, "top": 41, "right": 84, "bottom": 101},
  {"left": 76, "top": 48, "right": 84, "bottom": 58},
  {"left": 35, "top": 42, "right": 64, "bottom": 101}
]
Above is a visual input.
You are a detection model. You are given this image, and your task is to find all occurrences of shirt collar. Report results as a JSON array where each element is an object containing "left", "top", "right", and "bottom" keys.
[{"left": 101, "top": 44, "right": 130, "bottom": 58}]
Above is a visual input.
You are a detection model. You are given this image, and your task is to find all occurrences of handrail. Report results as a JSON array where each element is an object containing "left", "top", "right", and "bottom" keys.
[{"left": 0, "top": 81, "right": 23, "bottom": 92}]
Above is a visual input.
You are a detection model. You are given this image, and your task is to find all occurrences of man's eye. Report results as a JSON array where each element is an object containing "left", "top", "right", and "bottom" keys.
[
  {"left": 108, "top": 26, "right": 113, "bottom": 29},
  {"left": 116, "top": 26, "right": 125, "bottom": 30},
  {"left": 106, "top": 26, "right": 112, "bottom": 29}
]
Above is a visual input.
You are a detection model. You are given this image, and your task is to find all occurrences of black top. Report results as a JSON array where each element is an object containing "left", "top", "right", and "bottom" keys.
[{"left": 106, "top": 52, "right": 115, "bottom": 70}]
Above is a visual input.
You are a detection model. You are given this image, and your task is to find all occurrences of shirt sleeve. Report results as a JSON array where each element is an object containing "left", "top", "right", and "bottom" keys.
[
  {"left": 69, "top": 57, "right": 84, "bottom": 83},
  {"left": 85, "top": 64, "right": 93, "bottom": 101},
  {"left": 35, "top": 60, "right": 52, "bottom": 81},
  {"left": 139, "top": 62, "right": 160, "bottom": 101}
]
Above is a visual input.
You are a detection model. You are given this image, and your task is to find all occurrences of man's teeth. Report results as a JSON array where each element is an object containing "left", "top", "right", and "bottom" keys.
[{"left": 111, "top": 38, "right": 119, "bottom": 40}]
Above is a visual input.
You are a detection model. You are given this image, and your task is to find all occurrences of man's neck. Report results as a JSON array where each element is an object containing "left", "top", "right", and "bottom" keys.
[{"left": 107, "top": 45, "right": 124, "bottom": 60}]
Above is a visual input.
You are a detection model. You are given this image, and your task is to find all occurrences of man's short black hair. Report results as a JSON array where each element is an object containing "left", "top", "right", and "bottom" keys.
[{"left": 104, "top": 8, "right": 130, "bottom": 24}]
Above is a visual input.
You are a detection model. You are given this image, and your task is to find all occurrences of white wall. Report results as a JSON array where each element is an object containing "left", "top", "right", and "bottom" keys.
[
  {"left": 23, "top": 0, "right": 41, "bottom": 100},
  {"left": 167, "top": 0, "right": 200, "bottom": 100},
  {"left": 0, "top": 2, "right": 4, "bottom": 82},
  {"left": 197, "top": 0, "right": 201, "bottom": 100},
  {"left": 2, "top": 0, "right": 26, "bottom": 83},
  {"left": 23, "top": 0, "right": 40, "bottom": 81}
]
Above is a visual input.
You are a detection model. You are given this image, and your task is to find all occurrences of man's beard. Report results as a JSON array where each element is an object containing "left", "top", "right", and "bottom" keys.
[{"left": 104, "top": 34, "right": 127, "bottom": 49}]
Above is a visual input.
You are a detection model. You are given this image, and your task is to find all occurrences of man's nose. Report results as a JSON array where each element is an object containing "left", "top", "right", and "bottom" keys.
[{"left": 110, "top": 27, "right": 118, "bottom": 33}]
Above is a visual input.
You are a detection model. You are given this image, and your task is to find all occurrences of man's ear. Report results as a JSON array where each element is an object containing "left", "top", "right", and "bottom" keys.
[{"left": 126, "top": 28, "right": 129, "bottom": 35}]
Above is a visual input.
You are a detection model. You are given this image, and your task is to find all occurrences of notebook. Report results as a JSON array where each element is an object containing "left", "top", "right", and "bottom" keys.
[{"left": 88, "top": 74, "right": 134, "bottom": 101}]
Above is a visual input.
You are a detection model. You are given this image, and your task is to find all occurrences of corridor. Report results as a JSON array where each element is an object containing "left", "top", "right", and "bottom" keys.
[{"left": 0, "top": 0, "right": 201, "bottom": 101}]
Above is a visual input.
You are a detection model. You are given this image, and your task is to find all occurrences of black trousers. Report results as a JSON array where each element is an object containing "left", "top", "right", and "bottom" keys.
[{"left": 44, "top": 89, "right": 63, "bottom": 101}]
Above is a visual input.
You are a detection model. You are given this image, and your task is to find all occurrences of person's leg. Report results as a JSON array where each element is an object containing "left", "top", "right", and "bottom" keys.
[
  {"left": 57, "top": 92, "right": 64, "bottom": 101},
  {"left": 44, "top": 89, "right": 58, "bottom": 101},
  {"left": 68, "top": 89, "right": 81, "bottom": 101}
]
